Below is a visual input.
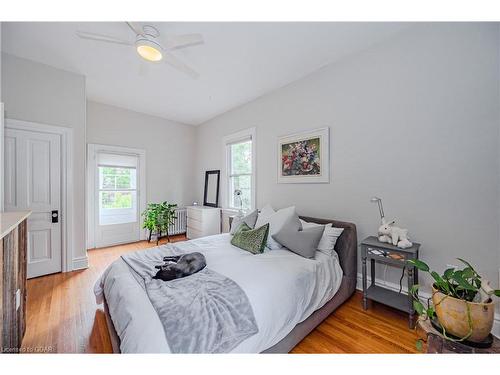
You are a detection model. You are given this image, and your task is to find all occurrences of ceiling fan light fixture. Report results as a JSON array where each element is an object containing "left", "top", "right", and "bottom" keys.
[{"left": 136, "top": 38, "right": 163, "bottom": 62}]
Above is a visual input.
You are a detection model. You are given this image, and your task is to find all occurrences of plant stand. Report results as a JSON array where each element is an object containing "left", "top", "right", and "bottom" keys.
[
  {"left": 148, "top": 230, "right": 170, "bottom": 245},
  {"left": 417, "top": 318, "right": 500, "bottom": 353}
]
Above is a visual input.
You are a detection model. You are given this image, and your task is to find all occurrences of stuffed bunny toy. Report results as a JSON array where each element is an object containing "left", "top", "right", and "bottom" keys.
[{"left": 377, "top": 218, "right": 413, "bottom": 249}]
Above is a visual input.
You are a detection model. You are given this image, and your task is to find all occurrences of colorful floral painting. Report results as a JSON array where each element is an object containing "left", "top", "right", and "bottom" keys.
[
  {"left": 277, "top": 127, "right": 329, "bottom": 183},
  {"left": 281, "top": 137, "right": 321, "bottom": 176}
]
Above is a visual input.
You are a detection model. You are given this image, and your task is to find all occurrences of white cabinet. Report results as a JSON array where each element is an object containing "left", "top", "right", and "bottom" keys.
[{"left": 186, "top": 206, "right": 221, "bottom": 239}]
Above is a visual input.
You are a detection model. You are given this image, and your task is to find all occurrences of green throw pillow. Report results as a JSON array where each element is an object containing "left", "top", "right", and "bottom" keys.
[{"left": 230, "top": 222, "right": 269, "bottom": 254}]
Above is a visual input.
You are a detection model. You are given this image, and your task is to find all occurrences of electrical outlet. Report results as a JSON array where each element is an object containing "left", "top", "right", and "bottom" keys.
[{"left": 15, "top": 289, "right": 21, "bottom": 311}]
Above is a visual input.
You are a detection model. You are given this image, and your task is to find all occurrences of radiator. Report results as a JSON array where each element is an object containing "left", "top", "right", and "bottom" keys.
[{"left": 169, "top": 207, "right": 187, "bottom": 235}]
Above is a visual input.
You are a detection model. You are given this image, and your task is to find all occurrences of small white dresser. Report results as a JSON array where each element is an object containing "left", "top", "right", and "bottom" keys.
[{"left": 186, "top": 206, "right": 221, "bottom": 239}]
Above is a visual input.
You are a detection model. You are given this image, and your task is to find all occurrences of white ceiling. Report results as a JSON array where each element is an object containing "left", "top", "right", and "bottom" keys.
[{"left": 2, "top": 22, "right": 411, "bottom": 125}]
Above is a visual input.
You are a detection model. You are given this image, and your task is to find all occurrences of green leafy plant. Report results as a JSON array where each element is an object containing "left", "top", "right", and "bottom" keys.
[
  {"left": 141, "top": 201, "right": 178, "bottom": 244},
  {"left": 407, "top": 258, "right": 500, "bottom": 348}
]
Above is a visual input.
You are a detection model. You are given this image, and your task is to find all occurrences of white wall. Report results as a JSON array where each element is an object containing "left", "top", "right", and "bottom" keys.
[
  {"left": 1, "top": 52, "right": 88, "bottom": 269},
  {"left": 86, "top": 101, "right": 197, "bottom": 207},
  {"left": 195, "top": 23, "right": 500, "bottom": 291}
]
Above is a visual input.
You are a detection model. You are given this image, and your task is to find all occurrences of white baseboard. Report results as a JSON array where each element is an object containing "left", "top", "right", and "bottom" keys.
[
  {"left": 355, "top": 273, "right": 500, "bottom": 339},
  {"left": 72, "top": 256, "right": 89, "bottom": 271}
]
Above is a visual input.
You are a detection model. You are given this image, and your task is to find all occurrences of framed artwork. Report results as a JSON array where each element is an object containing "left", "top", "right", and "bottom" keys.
[{"left": 277, "top": 127, "right": 330, "bottom": 183}]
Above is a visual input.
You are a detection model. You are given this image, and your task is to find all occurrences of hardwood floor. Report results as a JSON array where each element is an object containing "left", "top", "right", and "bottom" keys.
[
  {"left": 21, "top": 236, "right": 418, "bottom": 354},
  {"left": 292, "top": 294, "right": 418, "bottom": 353}
]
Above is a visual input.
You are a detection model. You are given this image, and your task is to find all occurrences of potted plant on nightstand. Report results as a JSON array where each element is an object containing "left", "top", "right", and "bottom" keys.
[
  {"left": 142, "top": 201, "right": 178, "bottom": 245},
  {"left": 408, "top": 258, "right": 500, "bottom": 349}
]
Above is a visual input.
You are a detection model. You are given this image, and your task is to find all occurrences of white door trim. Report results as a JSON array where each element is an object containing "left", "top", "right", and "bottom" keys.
[
  {"left": 5, "top": 118, "right": 74, "bottom": 273},
  {"left": 86, "top": 143, "right": 147, "bottom": 249}
]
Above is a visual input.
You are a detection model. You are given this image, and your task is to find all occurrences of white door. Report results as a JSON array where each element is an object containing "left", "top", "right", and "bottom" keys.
[
  {"left": 4, "top": 128, "right": 62, "bottom": 278},
  {"left": 91, "top": 151, "right": 141, "bottom": 248}
]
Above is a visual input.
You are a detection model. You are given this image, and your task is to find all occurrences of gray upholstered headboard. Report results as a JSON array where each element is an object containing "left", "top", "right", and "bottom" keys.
[{"left": 299, "top": 216, "right": 358, "bottom": 281}]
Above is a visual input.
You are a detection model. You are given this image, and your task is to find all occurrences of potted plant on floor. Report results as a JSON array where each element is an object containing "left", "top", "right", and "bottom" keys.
[
  {"left": 142, "top": 201, "right": 178, "bottom": 245},
  {"left": 408, "top": 258, "right": 500, "bottom": 348}
]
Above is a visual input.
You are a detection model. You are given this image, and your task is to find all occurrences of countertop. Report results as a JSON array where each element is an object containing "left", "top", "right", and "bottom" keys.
[{"left": 0, "top": 211, "right": 31, "bottom": 239}]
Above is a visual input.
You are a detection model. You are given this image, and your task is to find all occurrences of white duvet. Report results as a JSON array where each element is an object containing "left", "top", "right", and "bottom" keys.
[{"left": 94, "top": 233, "right": 343, "bottom": 353}]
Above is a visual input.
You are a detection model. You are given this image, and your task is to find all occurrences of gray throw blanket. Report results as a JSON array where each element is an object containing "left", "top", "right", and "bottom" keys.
[{"left": 121, "top": 243, "right": 258, "bottom": 353}]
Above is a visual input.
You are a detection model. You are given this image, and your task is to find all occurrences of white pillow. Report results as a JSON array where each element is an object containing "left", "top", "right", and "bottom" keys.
[
  {"left": 255, "top": 204, "right": 275, "bottom": 225},
  {"left": 256, "top": 205, "right": 297, "bottom": 250},
  {"left": 300, "top": 219, "right": 320, "bottom": 229},
  {"left": 300, "top": 219, "right": 344, "bottom": 256}
]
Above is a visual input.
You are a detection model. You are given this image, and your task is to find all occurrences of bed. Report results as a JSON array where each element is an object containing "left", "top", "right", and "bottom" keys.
[{"left": 95, "top": 216, "right": 357, "bottom": 353}]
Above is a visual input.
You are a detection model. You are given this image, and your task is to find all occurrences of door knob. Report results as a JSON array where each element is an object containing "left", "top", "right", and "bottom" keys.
[{"left": 51, "top": 210, "right": 59, "bottom": 223}]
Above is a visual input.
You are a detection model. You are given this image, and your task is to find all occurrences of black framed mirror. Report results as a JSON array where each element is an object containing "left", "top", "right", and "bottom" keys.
[{"left": 203, "top": 170, "right": 220, "bottom": 207}]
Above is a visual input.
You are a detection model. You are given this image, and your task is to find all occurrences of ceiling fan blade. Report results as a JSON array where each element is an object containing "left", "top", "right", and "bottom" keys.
[
  {"left": 76, "top": 31, "right": 132, "bottom": 46},
  {"left": 165, "top": 33, "right": 204, "bottom": 50},
  {"left": 163, "top": 52, "right": 199, "bottom": 79},
  {"left": 126, "top": 22, "right": 145, "bottom": 37}
]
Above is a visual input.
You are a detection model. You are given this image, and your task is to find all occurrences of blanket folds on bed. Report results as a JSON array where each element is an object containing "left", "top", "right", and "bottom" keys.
[{"left": 120, "top": 243, "right": 258, "bottom": 353}]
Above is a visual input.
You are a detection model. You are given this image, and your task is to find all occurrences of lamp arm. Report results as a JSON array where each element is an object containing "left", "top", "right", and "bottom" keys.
[{"left": 377, "top": 200, "right": 385, "bottom": 220}]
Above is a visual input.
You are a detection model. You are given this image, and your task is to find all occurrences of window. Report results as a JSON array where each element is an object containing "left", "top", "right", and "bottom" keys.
[
  {"left": 225, "top": 128, "right": 255, "bottom": 211},
  {"left": 98, "top": 165, "right": 138, "bottom": 225}
]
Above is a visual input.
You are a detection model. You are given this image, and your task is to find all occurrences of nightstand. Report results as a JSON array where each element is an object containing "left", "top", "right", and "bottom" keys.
[{"left": 360, "top": 236, "right": 421, "bottom": 328}]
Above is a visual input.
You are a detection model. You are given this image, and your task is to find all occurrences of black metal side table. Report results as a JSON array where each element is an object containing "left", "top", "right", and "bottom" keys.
[{"left": 360, "top": 236, "right": 421, "bottom": 328}]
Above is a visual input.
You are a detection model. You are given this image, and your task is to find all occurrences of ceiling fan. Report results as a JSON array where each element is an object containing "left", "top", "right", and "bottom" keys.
[{"left": 76, "top": 22, "right": 203, "bottom": 78}]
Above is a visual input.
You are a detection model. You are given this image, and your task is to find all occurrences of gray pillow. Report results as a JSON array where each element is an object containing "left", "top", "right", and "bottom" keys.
[
  {"left": 230, "top": 209, "right": 258, "bottom": 235},
  {"left": 272, "top": 216, "right": 324, "bottom": 259}
]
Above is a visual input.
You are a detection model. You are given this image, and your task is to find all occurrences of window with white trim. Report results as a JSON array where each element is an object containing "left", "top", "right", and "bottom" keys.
[
  {"left": 97, "top": 153, "right": 138, "bottom": 226},
  {"left": 225, "top": 129, "right": 255, "bottom": 211}
]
